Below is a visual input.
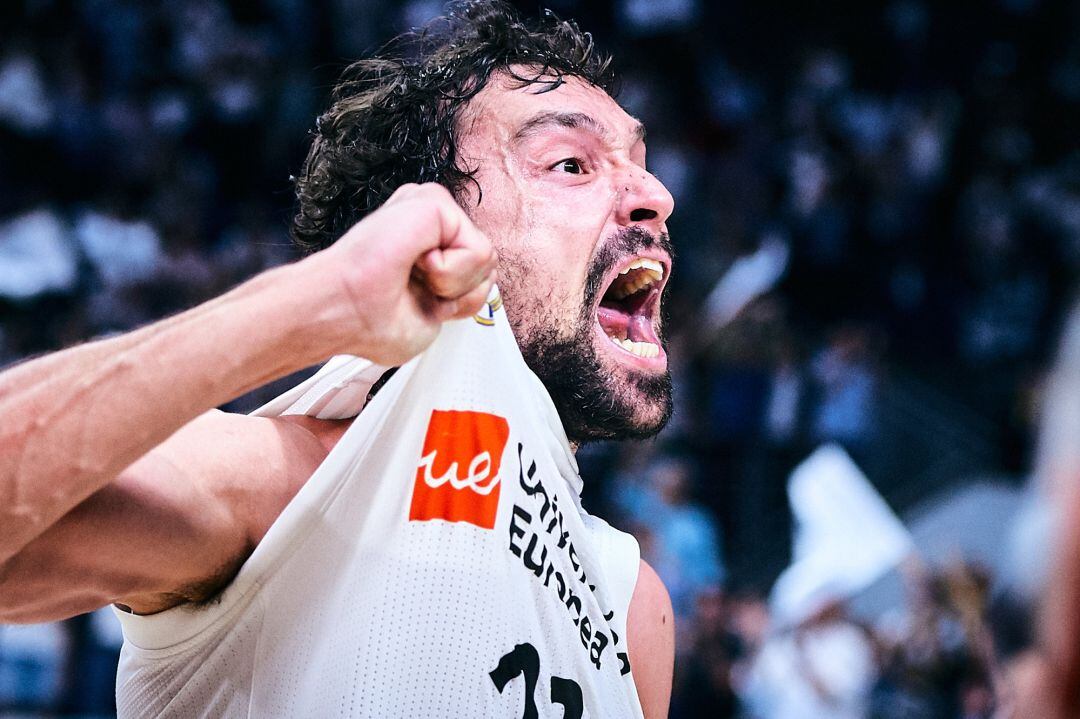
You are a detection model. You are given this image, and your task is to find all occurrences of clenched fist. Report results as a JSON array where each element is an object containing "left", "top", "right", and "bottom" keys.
[{"left": 301, "top": 183, "right": 497, "bottom": 366}]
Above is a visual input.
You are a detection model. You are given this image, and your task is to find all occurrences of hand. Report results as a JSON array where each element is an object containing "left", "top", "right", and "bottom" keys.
[{"left": 303, "top": 183, "right": 497, "bottom": 365}]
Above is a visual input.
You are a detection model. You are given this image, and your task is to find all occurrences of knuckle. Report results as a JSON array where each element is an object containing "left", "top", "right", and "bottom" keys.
[
  {"left": 386, "top": 183, "right": 418, "bottom": 203},
  {"left": 418, "top": 182, "right": 452, "bottom": 202},
  {"left": 399, "top": 199, "right": 440, "bottom": 231},
  {"left": 425, "top": 267, "right": 460, "bottom": 295},
  {"left": 426, "top": 270, "right": 452, "bottom": 293}
]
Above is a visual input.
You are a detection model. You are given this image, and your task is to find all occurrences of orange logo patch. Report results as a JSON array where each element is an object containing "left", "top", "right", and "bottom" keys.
[{"left": 409, "top": 410, "right": 509, "bottom": 529}]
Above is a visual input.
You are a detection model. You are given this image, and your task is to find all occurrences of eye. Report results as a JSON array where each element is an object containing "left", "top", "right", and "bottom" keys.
[{"left": 551, "top": 158, "right": 584, "bottom": 174}]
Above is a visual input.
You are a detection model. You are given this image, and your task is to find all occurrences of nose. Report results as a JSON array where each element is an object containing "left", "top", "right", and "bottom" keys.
[{"left": 615, "top": 166, "right": 675, "bottom": 234}]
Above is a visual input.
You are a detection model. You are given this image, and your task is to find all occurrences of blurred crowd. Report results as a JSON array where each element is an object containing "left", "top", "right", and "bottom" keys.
[
  {"left": 1, "top": 0, "right": 1078, "bottom": 716},
  {"left": 591, "top": 445, "right": 1040, "bottom": 719}
]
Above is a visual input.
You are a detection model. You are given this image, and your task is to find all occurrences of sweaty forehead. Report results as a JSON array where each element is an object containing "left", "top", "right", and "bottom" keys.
[{"left": 460, "top": 73, "right": 643, "bottom": 149}]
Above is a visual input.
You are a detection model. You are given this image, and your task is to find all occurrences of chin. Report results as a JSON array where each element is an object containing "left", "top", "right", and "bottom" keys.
[
  {"left": 515, "top": 318, "right": 673, "bottom": 445},
  {"left": 509, "top": 229, "right": 677, "bottom": 445},
  {"left": 543, "top": 332, "right": 674, "bottom": 445},
  {"left": 595, "top": 337, "right": 674, "bottom": 428}
]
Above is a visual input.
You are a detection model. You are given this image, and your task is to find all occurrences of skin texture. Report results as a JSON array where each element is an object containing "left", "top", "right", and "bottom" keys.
[
  {"left": 457, "top": 73, "right": 676, "bottom": 441},
  {"left": 0, "top": 76, "right": 674, "bottom": 717},
  {"left": 627, "top": 559, "right": 676, "bottom": 718}
]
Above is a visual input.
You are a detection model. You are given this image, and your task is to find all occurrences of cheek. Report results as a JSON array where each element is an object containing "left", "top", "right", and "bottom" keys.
[
  {"left": 496, "top": 239, "right": 593, "bottom": 342},
  {"left": 469, "top": 167, "right": 614, "bottom": 327},
  {"left": 468, "top": 174, "right": 524, "bottom": 239}
]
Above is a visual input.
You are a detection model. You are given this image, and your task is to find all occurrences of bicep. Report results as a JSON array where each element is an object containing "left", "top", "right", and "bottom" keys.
[
  {"left": 0, "top": 410, "right": 328, "bottom": 623},
  {"left": 627, "top": 559, "right": 675, "bottom": 719}
]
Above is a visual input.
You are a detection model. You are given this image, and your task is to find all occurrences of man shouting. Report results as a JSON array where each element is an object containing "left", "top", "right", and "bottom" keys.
[{"left": 0, "top": 2, "right": 676, "bottom": 716}]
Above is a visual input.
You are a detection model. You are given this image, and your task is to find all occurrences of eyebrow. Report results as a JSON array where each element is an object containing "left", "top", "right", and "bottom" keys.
[{"left": 512, "top": 111, "right": 647, "bottom": 146}]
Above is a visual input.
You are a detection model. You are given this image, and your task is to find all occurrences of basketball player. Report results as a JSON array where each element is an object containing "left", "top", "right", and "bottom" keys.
[{"left": 0, "top": 2, "right": 675, "bottom": 716}]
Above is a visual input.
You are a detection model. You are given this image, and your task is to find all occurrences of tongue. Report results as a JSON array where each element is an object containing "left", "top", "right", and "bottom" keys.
[
  {"left": 598, "top": 306, "right": 658, "bottom": 344},
  {"left": 627, "top": 314, "right": 655, "bottom": 343},
  {"left": 596, "top": 306, "right": 629, "bottom": 338}
]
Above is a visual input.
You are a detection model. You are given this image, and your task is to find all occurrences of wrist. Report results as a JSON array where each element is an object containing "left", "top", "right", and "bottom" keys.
[{"left": 260, "top": 255, "right": 359, "bottom": 365}]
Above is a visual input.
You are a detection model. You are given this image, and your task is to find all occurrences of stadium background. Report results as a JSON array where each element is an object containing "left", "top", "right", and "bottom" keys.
[{"left": 0, "top": 0, "right": 1077, "bottom": 716}]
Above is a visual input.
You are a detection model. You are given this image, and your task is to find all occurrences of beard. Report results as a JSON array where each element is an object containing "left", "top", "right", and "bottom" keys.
[{"left": 510, "top": 227, "right": 675, "bottom": 445}]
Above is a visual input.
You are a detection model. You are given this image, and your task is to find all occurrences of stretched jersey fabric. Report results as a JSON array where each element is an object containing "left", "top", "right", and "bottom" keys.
[{"left": 112, "top": 287, "right": 645, "bottom": 718}]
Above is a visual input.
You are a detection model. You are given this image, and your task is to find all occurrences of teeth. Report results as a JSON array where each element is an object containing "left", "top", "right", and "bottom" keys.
[
  {"left": 609, "top": 265, "right": 664, "bottom": 300},
  {"left": 618, "top": 258, "right": 664, "bottom": 280},
  {"left": 637, "top": 258, "right": 664, "bottom": 277},
  {"left": 608, "top": 337, "right": 659, "bottom": 358},
  {"left": 613, "top": 278, "right": 643, "bottom": 300}
]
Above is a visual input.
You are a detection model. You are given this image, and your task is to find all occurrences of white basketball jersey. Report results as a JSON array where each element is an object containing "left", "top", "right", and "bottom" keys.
[{"left": 112, "top": 288, "right": 645, "bottom": 718}]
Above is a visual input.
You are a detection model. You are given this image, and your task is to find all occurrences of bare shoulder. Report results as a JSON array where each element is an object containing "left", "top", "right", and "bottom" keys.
[
  {"left": 0, "top": 409, "right": 351, "bottom": 622},
  {"left": 627, "top": 559, "right": 675, "bottom": 719}
]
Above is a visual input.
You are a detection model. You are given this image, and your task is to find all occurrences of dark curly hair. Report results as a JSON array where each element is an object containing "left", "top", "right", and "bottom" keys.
[{"left": 290, "top": 0, "right": 616, "bottom": 254}]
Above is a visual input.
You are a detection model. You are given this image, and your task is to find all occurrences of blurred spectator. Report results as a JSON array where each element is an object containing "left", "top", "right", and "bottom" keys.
[
  {"left": 762, "top": 335, "right": 809, "bottom": 446},
  {"left": 809, "top": 324, "right": 882, "bottom": 453},
  {"left": 0, "top": 50, "right": 54, "bottom": 134},
  {"left": 613, "top": 457, "right": 725, "bottom": 624},
  {"left": 674, "top": 589, "right": 743, "bottom": 717},
  {"left": 871, "top": 563, "right": 995, "bottom": 719},
  {"left": 75, "top": 207, "right": 163, "bottom": 289},
  {"left": 0, "top": 623, "right": 67, "bottom": 713},
  {"left": 0, "top": 208, "right": 78, "bottom": 301},
  {"left": 740, "top": 599, "right": 879, "bottom": 719}
]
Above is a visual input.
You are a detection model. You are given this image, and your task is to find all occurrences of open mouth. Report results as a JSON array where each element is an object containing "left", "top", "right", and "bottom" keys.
[{"left": 595, "top": 256, "right": 669, "bottom": 363}]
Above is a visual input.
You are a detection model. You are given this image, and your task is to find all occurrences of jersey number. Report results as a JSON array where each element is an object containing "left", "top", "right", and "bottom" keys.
[{"left": 489, "top": 643, "right": 584, "bottom": 719}]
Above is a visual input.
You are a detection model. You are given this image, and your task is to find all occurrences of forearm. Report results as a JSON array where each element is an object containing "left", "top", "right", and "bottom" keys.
[{"left": 0, "top": 260, "right": 348, "bottom": 562}]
